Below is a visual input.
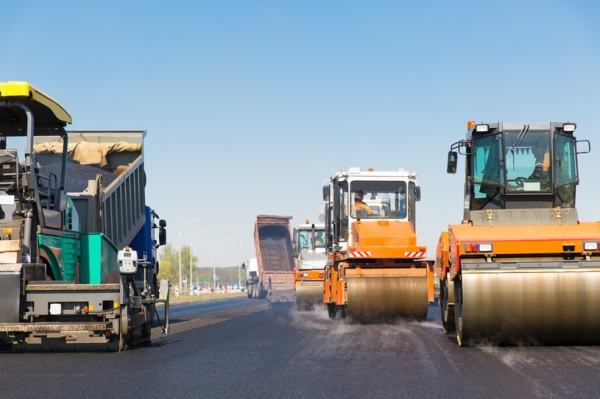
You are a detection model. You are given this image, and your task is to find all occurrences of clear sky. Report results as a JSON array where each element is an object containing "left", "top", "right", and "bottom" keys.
[{"left": 3, "top": 1, "right": 600, "bottom": 268}]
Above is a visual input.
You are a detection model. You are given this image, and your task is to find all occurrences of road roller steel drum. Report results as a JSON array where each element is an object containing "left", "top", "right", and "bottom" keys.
[
  {"left": 456, "top": 266, "right": 600, "bottom": 346},
  {"left": 346, "top": 274, "right": 429, "bottom": 323},
  {"left": 295, "top": 281, "right": 323, "bottom": 310},
  {"left": 448, "top": 220, "right": 600, "bottom": 346}
]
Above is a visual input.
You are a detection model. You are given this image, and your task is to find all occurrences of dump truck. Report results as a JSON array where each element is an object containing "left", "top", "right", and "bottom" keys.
[
  {"left": 247, "top": 215, "right": 295, "bottom": 304},
  {"left": 322, "top": 167, "right": 434, "bottom": 322},
  {"left": 0, "top": 81, "right": 167, "bottom": 351},
  {"left": 437, "top": 121, "right": 600, "bottom": 346},
  {"left": 293, "top": 220, "right": 327, "bottom": 310}
]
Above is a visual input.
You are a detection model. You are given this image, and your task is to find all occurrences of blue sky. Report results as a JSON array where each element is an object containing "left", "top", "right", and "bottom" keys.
[{"left": 3, "top": 1, "right": 600, "bottom": 268}]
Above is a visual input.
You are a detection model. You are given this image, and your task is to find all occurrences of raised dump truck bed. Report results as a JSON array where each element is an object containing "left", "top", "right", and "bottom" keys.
[{"left": 248, "top": 215, "right": 295, "bottom": 304}]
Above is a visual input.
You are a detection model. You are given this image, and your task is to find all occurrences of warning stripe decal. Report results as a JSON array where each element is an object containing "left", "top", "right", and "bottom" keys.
[
  {"left": 349, "top": 251, "right": 371, "bottom": 258},
  {"left": 405, "top": 251, "right": 427, "bottom": 258}
]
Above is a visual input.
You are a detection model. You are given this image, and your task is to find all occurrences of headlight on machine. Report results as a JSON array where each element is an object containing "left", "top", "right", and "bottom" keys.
[
  {"left": 479, "top": 243, "right": 493, "bottom": 252},
  {"left": 475, "top": 124, "right": 489, "bottom": 133},
  {"left": 49, "top": 303, "right": 62, "bottom": 315},
  {"left": 583, "top": 242, "right": 599, "bottom": 251}
]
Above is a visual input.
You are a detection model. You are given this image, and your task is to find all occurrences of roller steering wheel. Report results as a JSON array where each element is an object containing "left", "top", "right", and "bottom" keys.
[{"left": 508, "top": 176, "right": 527, "bottom": 188}]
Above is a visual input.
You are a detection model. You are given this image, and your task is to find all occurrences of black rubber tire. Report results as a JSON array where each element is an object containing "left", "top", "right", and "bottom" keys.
[
  {"left": 441, "top": 278, "right": 456, "bottom": 334},
  {"left": 454, "top": 276, "right": 469, "bottom": 347},
  {"left": 327, "top": 303, "right": 337, "bottom": 319}
]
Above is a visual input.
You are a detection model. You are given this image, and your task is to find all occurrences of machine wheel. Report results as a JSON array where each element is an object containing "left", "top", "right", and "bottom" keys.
[
  {"left": 440, "top": 278, "right": 456, "bottom": 334},
  {"left": 454, "top": 275, "right": 469, "bottom": 347},
  {"left": 327, "top": 303, "right": 337, "bottom": 319}
]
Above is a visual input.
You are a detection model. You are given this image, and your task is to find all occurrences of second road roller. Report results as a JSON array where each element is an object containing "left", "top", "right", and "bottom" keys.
[
  {"left": 437, "top": 121, "right": 600, "bottom": 346},
  {"left": 322, "top": 167, "right": 434, "bottom": 322},
  {"left": 293, "top": 220, "right": 327, "bottom": 310}
]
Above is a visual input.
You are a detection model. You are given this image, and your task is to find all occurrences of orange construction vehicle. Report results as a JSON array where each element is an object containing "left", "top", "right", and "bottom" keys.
[
  {"left": 437, "top": 121, "right": 600, "bottom": 346},
  {"left": 293, "top": 220, "right": 327, "bottom": 310},
  {"left": 322, "top": 167, "right": 434, "bottom": 322}
]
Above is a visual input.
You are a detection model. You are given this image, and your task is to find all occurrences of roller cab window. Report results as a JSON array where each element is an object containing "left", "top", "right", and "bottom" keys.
[
  {"left": 503, "top": 131, "right": 552, "bottom": 192},
  {"left": 350, "top": 181, "right": 407, "bottom": 220},
  {"left": 470, "top": 134, "right": 504, "bottom": 210},
  {"left": 554, "top": 133, "right": 577, "bottom": 206},
  {"left": 298, "top": 229, "right": 326, "bottom": 250},
  {"left": 470, "top": 131, "right": 555, "bottom": 210},
  {"left": 334, "top": 181, "right": 348, "bottom": 242}
]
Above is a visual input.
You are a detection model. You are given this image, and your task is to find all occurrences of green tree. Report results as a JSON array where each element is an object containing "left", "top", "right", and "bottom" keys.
[
  {"left": 158, "top": 244, "right": 198, "bottom": 286},
  {"left": 159, "top": 244, "right": 244, "bottom": 290}
]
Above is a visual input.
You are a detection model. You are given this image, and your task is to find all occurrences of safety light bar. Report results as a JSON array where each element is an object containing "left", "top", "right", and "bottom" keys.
[
  {"left": 118, "top": 247, "right": 138, "bottom": 275},
  {"left": 464, "top": 242, "right": 493, "bottom": 253}
]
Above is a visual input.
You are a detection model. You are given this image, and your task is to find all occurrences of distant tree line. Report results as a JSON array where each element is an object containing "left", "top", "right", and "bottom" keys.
[{"left": 157, "top": 244, "right": 246, "bottom": 289}]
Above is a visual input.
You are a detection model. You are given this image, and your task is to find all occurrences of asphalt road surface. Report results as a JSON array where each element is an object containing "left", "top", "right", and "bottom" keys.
[{"left": 2, "top": 298, "right": 600, "bottom": 399}]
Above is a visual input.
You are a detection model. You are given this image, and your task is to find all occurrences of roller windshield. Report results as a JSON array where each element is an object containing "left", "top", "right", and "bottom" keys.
[
  {"left": 470, "top": 131, "right": 578, "bottom": 209},
  {"left": 350, "top": 181, "right": 407, "bottom": 219},
  {"left": 298, "top": 228, "right": 326, "bottom": 250}
]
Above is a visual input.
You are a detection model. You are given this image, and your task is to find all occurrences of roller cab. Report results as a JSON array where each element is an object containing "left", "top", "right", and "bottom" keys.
[
  {"left": 322, "top": 167, "right": 433, "bottom": 322},
  {"left": 441, "top": 121, "right": 597, "bottom": 346}
]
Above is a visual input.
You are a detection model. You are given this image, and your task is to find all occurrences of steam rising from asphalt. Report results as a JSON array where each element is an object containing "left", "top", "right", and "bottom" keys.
[
  {"left": 476, "top": 344, "right": 535, "bottom": 367},
  {"left": 287, "top": 305, "right": 442, "bottom": 338}
]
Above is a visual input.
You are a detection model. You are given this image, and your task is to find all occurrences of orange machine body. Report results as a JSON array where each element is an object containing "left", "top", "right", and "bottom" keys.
[{"left": 322, "top": 167, "right": 433, "bottom": 321}]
